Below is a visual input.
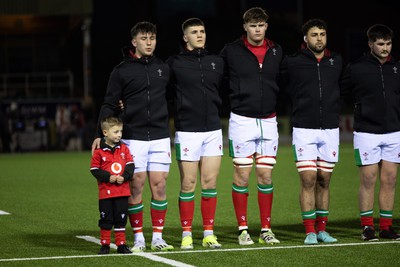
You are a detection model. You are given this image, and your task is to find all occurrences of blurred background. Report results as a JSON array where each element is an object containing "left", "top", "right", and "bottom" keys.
[{"left": 0, "top": 0, "right": 398, "bottom": 152}]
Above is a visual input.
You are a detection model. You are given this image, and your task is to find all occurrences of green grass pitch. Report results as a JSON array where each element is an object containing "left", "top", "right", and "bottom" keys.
[{"left": 0, "top": 143, "right": 399, "bottom": 266}]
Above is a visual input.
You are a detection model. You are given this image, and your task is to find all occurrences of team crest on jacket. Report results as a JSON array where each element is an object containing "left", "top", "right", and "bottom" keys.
[
  {"left": 272, "top": 48, "right": 276, "bottom": 56},
  {"left": 329, "top": 58, "right": 334, "bottom": 66},
  {"left": 157, "top": 69, "right": 162, "bottom": 76},
  {"left": 120, "top": 152, "right": 125, "bottom": 159},
  {"left": 394, "top": 66, "right": 398, "bottom": 74},
  {"left": 211, "top": 62, "right": 216, "bottom": 70}
]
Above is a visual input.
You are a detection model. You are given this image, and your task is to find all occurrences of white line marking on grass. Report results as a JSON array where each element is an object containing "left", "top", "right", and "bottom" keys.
[
  {"left": 76, "top": 235, "right": 195, "bottom": 267},
  {"left": 76, "top": 235, "right": 117, "bottom": 249},
  {"left": 150, "top": 240, "right": 400, "bottom": 255},
  {"left": 0, "top": 210, "right": 10, "bottom": 215},
  {"left": 0, "top": 239, "right": 398, "bottom": 264}
]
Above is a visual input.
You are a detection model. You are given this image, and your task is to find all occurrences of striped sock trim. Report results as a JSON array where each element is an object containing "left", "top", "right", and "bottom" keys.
[
  {"left": 179, "top": 192, "right": 195, "bottom": 202},
  {"left": 151, "top": 199, "right": 168, "bottom": 211},
  {"left": 360, "top": 210, "right": 373, "bottom": 217},
  {"left": 201, "top": 189, "right": 217, "bottom": 198},
  {"left": 379, "top": 210, "right": 393, "bottom": 218},
  {"left": 232, "top": 183, "right": 248, "bottom": 194},
  {"left": 128, "top": 203, "right": 144, "bottom": 214},
  {"left": 316, "top": 209, "right": 329, "bottom": 217},
  {"left": 257, "top": 183, "right": 273, "bottom": 194},
  {"left": 302, "top": 210, "right": 316, "bottom": 219}
]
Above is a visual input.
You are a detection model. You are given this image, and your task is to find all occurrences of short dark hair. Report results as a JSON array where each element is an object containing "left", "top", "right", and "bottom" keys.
[
  {"left": 130, "top": 21, "right": 157, "bottom": 39},
  {"left": 367, "top": 24, "right": 393, "bottom": 42},
  {"left": 101, "top": 116, "right": 123, "bottom": 131},
  {"left": 302, "top": 18, "right": 328, "bottom": 36},
  {"left": 182, "top": 18, "right": 204, "bottom": 33},
  {"left": 243, "top": 7, "right": 269, "bottom": 24}
]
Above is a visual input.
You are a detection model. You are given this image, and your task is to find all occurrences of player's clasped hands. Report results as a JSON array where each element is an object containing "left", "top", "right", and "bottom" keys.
[{"left": 109, "top": 175, "right": 124, "bottom": 184}]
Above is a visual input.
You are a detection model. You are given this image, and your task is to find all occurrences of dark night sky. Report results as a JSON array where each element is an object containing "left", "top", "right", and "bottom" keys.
[{"left": 89, "top": 0, "right": 400, "bottom": 115}]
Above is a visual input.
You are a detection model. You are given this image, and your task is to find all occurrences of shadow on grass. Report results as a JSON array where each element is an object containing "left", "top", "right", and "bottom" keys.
[
  {"left": 21, "top": 218, "right": 400, "bottom": 253},
  {"left": 22, "top": 230, "right": 100, "bottom": 254}
]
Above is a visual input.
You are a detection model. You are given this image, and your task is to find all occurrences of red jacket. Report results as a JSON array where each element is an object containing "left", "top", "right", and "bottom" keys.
[{"left": 90, "top": 140, "right": 134, "bottom": 199}]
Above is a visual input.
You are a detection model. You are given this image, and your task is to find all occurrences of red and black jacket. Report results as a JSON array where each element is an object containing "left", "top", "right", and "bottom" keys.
[
  {"left": 167, "top": 48, "right": 224, "bottom": 132},
  {"left": 220, "top": 36, "right": 283, "bottom": 118},
  {"left": 280, "top": 45, "right": 343, "bottom": 129},
  {"left": 341, "top": 53, "right": 400, "bottom": 134},
  {"left": 96, "top": 47, "right": 170, "bottom": 141},
  {"left": 90, "top": 139, "right": 134, "bottom": 199}
]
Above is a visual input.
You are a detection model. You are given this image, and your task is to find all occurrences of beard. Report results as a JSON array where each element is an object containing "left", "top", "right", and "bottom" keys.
[{"left": 308, "top": 42, "right": 326, "bottom": 54}]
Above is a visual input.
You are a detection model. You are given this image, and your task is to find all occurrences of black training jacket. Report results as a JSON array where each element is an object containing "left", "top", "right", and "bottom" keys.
[
  {"left": 96, "top": 48, "right": 170, "bottom": 141},
  {"left": 220, "top": 37, "right": 283, "bottom": 118},
  {"left": 167, "top": 48, "right": 224, "bottom": 132},
  {"left": 341, "top": 54, "right": 400, "bottom": 134},
  {"left": 280, "top": 47, "right": 343, "bottom": 129}
]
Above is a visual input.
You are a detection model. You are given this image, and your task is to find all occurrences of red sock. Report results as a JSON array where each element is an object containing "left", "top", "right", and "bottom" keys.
[
  {"left": 128, "top": 202, "right": 143, "bottom": 233},
  {"left": 258, "top": 191, "right": 273, "bottom": 229},
  {"left": 179, "top": 199, "right": 194, "bottom": 232},
  {"left": 303, "top": 219, "right": 316, "bottom": 234},
  {"left": 114, "top": 229, "right": 126, "bottom": 246},
  {"left": 151, "top": 208, "right": 166, "bottom": 231},
  {"left": 201, "top": 196, "right": 217, "bottom": 230},
  {"left": 232, "top": 187, "right": 248, "bottom": 228},
  {"left": 316, "top": 216, "right": 328, "bottom": 232},
  {"left": 361, "top": 216, "right": 374, "bottom": 228},
  {"left": 379, "top": 218, "right": 392, "bottom": 231},
  {"left": 100, "top": 229, "right": 111, "bottom": 245}
]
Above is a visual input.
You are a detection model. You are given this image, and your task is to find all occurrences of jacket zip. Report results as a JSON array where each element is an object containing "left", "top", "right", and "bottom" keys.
[
  {"left": 317, "top": 62, "right": 322, "bottom": 128},
  {"left": 198, "top": 50, "right": 207, "bottom": 131},
  {"left": 379, "top": 64, "right": 386, "bottom": 130},
  {"left": 145, "top": 58, "right": 151, "bottom": 140}
]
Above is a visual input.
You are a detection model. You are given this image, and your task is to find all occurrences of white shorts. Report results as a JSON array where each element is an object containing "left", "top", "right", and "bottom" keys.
[
  {"left": 292, "top": 127, "right": 339, "bottom": 162},
  {"left": 175, "top": 129, "right": 223, "bottom": 161},
  {"left": 353, "top": 131, "right": 400, "bottom": 166},
  {"left": 122, "top": 138, "right": 171, "bottom": 173},
  {"left": 228, "top": 112, "right": 278, "bottom": 158}
]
